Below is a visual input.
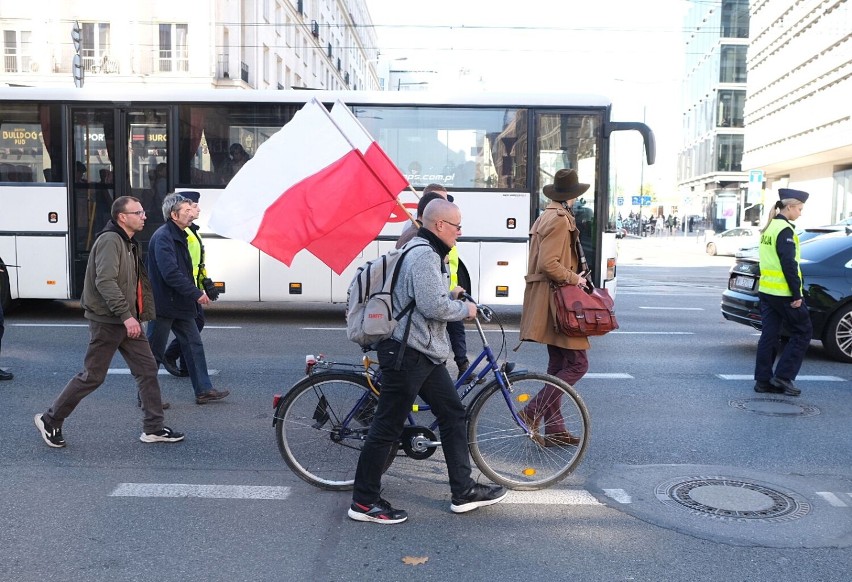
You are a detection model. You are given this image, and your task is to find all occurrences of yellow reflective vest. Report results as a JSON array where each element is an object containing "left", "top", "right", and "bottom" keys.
[
  {"left": 185, "top": 226, "right": 206, "bottom": 289},
  {"left": 448, "top": 246, "right": 459, "bottom": 289},
  {"left": 758, "top": 219, "right": 801, "bottom": 297}
]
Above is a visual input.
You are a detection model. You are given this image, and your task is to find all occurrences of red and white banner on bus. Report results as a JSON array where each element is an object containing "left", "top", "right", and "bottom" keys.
[{"left": 208, "top": 98, "right": 408, "bottom": 274}]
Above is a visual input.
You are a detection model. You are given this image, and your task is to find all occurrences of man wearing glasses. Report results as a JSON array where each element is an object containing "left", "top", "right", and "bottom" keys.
[
  {"left": 35, "top": 196, "right": 183, "bottom": 447},
  {"left": 146, "top": 193, "right": 229, "bottom": 405},
  {"left": 348, "top": 199, "right": 507, "bottom": 525}
]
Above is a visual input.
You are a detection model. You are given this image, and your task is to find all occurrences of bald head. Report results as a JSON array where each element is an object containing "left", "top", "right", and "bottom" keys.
[{"left": 422, "top": 199, "right": 462, "bottom": 247}]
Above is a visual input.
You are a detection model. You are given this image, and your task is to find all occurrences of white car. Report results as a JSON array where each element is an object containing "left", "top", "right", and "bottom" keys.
[{"left": 705, "top": 227, "right": 759, "bottom": 256}]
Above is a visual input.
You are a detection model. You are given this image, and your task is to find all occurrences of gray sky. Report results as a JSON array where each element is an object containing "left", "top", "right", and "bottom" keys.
[{"left": 365, "top": 0, "right": 691, "bottom": 196}]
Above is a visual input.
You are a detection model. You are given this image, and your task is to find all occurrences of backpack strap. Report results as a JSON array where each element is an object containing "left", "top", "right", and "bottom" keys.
[{"left": 390, "top": 242, "right": 429, "bottom": 370}]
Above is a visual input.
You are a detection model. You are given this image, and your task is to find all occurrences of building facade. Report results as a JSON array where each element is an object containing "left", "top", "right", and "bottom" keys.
[
  {"left": 0, "top": 0, "right": 380, "bottom": 91},
  {"left": 743, "top": 0, "right": 852, "bottom": 225},
  {"left": 677, "top": 0, "right": 751, "bottom": 232}
]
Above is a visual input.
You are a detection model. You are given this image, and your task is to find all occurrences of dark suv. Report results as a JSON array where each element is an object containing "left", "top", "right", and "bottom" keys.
[{"left": 721, "top": 231, "right": 852, "bottom": 363}]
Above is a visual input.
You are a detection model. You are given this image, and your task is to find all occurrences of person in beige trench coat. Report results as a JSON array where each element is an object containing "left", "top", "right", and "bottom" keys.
[{"left": 517, "top": 169, "right": 591, "bottom": 446}]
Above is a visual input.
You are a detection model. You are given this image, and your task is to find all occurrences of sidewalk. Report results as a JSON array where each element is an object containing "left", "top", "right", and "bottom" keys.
[{"left": 617, "top": 232, "right": 737, "bottom": 267}]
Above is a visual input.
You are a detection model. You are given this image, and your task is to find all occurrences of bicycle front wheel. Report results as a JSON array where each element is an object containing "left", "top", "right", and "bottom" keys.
[
  {"left": 275, "top": 372, "right": 379, "bottom": 491},
  {"left": 467, "top": 372, "right": 590, "bottom": 490}
]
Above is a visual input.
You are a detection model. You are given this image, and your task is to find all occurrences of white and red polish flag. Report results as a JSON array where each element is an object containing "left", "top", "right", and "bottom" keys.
[
  {"left": 304, "top": 100, "right": 409, "bottom": 272},
  {"left": 208, "top": 98, "right": 408, "bottom": 274}
]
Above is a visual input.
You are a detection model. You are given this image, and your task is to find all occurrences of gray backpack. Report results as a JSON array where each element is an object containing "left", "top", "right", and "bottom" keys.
[{"left": 345, "top": 242, "right": 428, "bottom": 351}]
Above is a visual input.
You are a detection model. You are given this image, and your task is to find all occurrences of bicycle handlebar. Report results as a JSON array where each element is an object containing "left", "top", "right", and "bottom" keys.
[{"left": 459, "top": 292, "right": 493, "bottom": 323}]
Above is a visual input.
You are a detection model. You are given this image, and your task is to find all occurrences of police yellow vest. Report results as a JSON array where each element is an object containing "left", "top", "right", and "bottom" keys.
[
  {"left": 758, "top": 219, "right": 802, "bottom": 296},
  {"left": 448, "top": 246, "right": 459, "bottom": 289},
  {"left": 185, "top": 227, "right": 206, "bottom": 289}
]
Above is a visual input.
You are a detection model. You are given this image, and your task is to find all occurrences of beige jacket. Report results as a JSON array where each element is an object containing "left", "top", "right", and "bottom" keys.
[{"left": 518, "top": 202, "right": 591, "bottom": 350}]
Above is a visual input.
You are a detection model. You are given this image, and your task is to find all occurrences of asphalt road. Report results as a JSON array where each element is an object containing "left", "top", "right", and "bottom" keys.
[{"left": 1, "top": 251, "right": 850, "bottom": 581}]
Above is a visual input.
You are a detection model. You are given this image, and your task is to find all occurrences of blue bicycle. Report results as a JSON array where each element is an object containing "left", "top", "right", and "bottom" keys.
[{"left": 273, "top": 301, "right": 590, "bottom": 491}]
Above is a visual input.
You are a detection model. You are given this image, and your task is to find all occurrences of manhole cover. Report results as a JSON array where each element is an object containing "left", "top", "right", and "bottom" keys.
[
  {"left": 729, "top": 397, "right": 820, "bottom": 417},
  {"left": 655, "top": 477, "right": 811, "bottom": 523}
]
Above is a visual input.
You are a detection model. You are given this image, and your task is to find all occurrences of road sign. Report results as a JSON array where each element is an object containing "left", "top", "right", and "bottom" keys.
[
  {"left": 631, "top": 195, "right": 640, "bottom": 205},
  {"left": 617, "top": 196, "right": 624, "bottom": 206},
  {"left": 747, "top": 170, "right": 764, "bottom": 204},
  {"left": 641, "top": 195, "right": 651, "bottom": 206}
]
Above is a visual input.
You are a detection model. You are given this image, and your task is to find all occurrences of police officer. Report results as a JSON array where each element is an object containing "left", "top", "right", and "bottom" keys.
[{"left": 754, "top": 188, "right": 811, "bottom": 397}]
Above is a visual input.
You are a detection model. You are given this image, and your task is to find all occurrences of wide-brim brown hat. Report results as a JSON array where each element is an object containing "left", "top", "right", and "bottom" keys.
[{"left": 543, "top": 169, "right": 590, "bottom": 202}]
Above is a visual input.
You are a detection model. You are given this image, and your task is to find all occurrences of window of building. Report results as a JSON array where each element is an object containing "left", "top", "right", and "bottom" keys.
[
  {"left": 263, "top": 0, "right": 271, "bottom": 22},
  {"left": 3, "top": 29, "right": 32, "bottom": 73},
  {"left": 263, "top": 46, "right": 270, "bottom": 84},
  {"left": 716, "top": 90, "right": 745, "bottom": 127},
  {"left": 81, "top": 23, "right": 111, "bottom": 73},
  {"left": 716, "top": 134, "right": 743, "bottom": 172},
  {"left": 158, "top": 24, "right": 188, "bottom": 72},
  {"left": 721, "top": 0, "right": 749, "bottom": 39},
  {"left": 719, "top": 45, "right": 747, "bottom": 83},
  {"left": 832, "top": 167, "right": 852, "bottom": 223},
  {"left": 275, "top": 2, "right": 283, "bottom": 36}
]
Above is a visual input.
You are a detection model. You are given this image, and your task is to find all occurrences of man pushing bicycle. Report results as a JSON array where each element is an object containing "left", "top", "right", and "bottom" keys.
[{"left": 348, "top": 199, "right": 508, "bottom": 524}]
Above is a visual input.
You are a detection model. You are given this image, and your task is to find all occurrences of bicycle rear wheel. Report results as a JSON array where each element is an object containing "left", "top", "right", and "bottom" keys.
[
  {"left": 275, "top": 372, "right": 382, "bottom": 491},
  {"left": 467, "top": 372, "right": 590, "bottom": 490}
]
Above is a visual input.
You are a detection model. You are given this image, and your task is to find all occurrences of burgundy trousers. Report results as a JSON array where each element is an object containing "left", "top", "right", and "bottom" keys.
[{"left": 522, "top": 345, "right": 588, "bottom": 433}]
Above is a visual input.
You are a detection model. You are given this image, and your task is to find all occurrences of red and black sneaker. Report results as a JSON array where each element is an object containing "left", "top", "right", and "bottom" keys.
[{"left": 347, "top": 498, "right": 408, "bottom": 524}]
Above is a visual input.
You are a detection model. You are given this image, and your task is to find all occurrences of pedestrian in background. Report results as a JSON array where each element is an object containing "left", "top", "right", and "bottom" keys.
[
  {"left": 0, "top": 293, "right": 12, "bottom": 381},
  {"left": 34, "top": 196, "right": 183, "bottom": 447},
  {"left": 517, "top": 169, "right": 590, "bottom": 447},
  {"left": 753, "top": 189, "right": 812, "bottom": 397},
  {"left": 146, "top": 193, "right": 229, "bottom": 405},
  {"left": 349, "top": 199, "right": 506, "bottom": 524},
  {"left": 161, "top": 191, "right": 210, "bottom": 377}
]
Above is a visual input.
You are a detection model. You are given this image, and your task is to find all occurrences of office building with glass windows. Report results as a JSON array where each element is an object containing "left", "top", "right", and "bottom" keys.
[
  {"left": 742, "top": 0, "right": 852, "bottom": 225},
  {"left": 677, "top": 0, "right": 750, "bottom": 232},
  {"left": 0, "top": 0, "right": 380, "bottom": 92}
]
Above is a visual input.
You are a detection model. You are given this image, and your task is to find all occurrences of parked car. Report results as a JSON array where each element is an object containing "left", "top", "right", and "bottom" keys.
[
  {"left": 735, "top": 224, "right": 850, "bottom": 259},
  {"left": 721, "top": 231, "right": 852, "bottom": 362},
  {"left": 705, "top": 227, "right": 759, "bottom": 256}
]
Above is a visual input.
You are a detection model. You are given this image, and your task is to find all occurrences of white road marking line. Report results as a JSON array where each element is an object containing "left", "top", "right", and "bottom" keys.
[
  {"left": 586, "top": 373, "right": 633, "bottom": 379},
  {"left": 202, "top": 326, "right": 241, "bottom": 329},
  {"left": 10, "top": 323, "right": 88, "bottom": 327},
  {"left": 302, "top": 327, "right": 521, "bottom": 333},
  {"left": 602, "top": 488, "right": 632, "bottom": 504},
  {"left": 109, "top": 369, "right": 220, "bottom": 376},
  {"left": 501, "top": 489, "right": 601, "bottom": 505},
  {"left": 638, "top": 306, "right": 704, "bottom": 311},
  {"left": 109, "top": 483, "right": 291, "bottom": 500},
  {"left": 717, "top": 374, "right": 846, "bottom": 382},
  {"left": 611, "top": 331, "right": 694, "bottom": 335},
  {"left": 815, "top": 492, "right": 848, "bottom": 507}
]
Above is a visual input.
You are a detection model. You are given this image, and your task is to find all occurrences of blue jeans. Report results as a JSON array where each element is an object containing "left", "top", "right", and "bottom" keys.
[
  {"left": 352, "top": 340, "right": 476, "bottom": 505},
  {"left": 164, "top": 309, "right": 205, "bottom": 371},
  {"left": 754, "top": 293, "right": 812, "bottom": 382},
  {"left": 147, "top": 313, "right": 212, "bottom": 396}
]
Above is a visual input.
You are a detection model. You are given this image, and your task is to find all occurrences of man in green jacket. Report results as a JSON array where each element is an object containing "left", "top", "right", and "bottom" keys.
[{"left": 34, "top": 196, "right": 184, "bottom": 448}]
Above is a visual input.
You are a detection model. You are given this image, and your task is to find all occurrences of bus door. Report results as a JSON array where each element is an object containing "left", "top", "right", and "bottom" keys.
[
  {"left": 534, "top": 110, "right": 603, "bottom": 285},
  {"left": 70, "top": 107, "right": 168, "bottom": 295}
]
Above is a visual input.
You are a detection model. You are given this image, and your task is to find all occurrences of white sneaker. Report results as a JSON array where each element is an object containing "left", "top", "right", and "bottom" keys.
[{"left": 140, "top": 426, "right": 185, "bottom": 443}]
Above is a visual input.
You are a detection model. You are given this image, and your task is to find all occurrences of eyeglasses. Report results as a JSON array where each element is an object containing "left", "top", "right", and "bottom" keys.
[
  {"left": 441, "top": 219, "right": 462, "bottom": 232},
  {"left": 122, "top": 210, "right": 146, "bottom": 217}
]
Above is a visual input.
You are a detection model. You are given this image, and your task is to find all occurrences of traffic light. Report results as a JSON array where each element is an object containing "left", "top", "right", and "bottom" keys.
[{"left": 71, "top": 21, "right": 83, "bottom": 87}]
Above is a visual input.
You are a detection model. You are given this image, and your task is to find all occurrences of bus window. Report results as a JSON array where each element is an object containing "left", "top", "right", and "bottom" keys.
[
  {"left": 353, "top": 106, "right": 528, "bottom": 190},
  {"left": 178, "top": 104, "right": 300, "bottom": 187},
  {"left": 0, "top": 103, "right": 62, "bottom": 183}
]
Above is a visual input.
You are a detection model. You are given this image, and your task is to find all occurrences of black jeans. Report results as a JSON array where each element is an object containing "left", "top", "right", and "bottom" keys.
[
  {"left": 352, "top": 340, "right": 476, "bottom": 505},
  {"left": 754, "top": 292, "right": 813, "bottom": 382},
  {"left": 446, "top": 319, "right": 468, "bottom": 363}
]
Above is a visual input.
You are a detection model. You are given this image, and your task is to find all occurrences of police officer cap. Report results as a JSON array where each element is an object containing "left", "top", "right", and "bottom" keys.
[
  {"left": 778, "top": 188, "right": 809, "bottom": 204},
  {"left": 181, "top": 191, "right": 201, "bottom": 203}
]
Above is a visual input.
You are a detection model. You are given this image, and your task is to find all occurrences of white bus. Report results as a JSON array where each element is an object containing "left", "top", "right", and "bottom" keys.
[{"left": 0, "top": 88, "right": 654, "bottom": 310}]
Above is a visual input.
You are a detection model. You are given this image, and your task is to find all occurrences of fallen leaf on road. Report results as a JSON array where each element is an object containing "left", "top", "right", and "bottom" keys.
[{"left": 402, "top": 556, "right": 429, "bottom": 566}]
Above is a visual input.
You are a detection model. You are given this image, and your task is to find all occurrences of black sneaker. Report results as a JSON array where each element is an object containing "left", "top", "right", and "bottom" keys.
[
  {"left": 34, "top": 413, "right": 66, "bottom": 448},
  {"left": 0, "top": 368, "right": 13, "bottom": 381},
  {"left": 754, "top": 381, "right": 782, "bottom": 394},
  {"left": 347, "top": 498, "right": 408, "bottom": 524},
  {"left": 450, "top": 483, "right": 508, "bottom": 514},
  {"left": 770, "top": 377, "right": 801, "bottom": 396},
  {"left": 139, "top": 426, "right": 185, "bottom": 443}
]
